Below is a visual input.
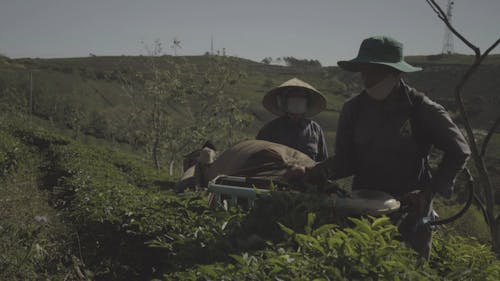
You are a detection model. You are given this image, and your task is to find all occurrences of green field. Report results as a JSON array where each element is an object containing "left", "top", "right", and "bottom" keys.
[{"left": 1, "top": 53, "right": 500, "bottom": 280}]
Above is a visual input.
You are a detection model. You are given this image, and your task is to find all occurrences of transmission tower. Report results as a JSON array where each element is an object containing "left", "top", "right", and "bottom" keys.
[
  {"left": 211, "top": 35, "right": 214, "bottom": 55},
  {"left": 171, "top": 37, "right": 181, "bottom": 56},
  {"left": 441, "top": 0, "right": 455, "bottom": 54}
]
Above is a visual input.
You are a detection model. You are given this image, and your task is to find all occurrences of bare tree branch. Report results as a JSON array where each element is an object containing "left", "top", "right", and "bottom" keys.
[
  {"left": 426, "top": 0, "right": 500, "bottom": 254},
  {"left": 426, "top": 0, "right": 480, "bottom": 56},
  {"left": 481, "top": 38, "right": 500, "bottom": 60},
  {"left": 425, "top": 0, "right": 442, "bottom": 17},
  {"left": 454, "top": 38, "right": 500, "bottom": 157},
  {"left": 477, "top": 39, "right": 500, "bottom": 158},
  {"left": 481, "top": 113, "right": 500, "bottom": 157}
]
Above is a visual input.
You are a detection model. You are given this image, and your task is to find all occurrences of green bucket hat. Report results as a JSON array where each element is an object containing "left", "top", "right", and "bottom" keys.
[{"left": 337, "top": 36, "right": 422, "bottom": 73}]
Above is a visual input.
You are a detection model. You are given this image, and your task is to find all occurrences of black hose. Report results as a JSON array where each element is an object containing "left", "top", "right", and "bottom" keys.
[
  {"left": 473, "top": 191, "right": 490, "bottom": 227},
  {"left": 428, "top": 168, "right": 474, "bottom": 226}
]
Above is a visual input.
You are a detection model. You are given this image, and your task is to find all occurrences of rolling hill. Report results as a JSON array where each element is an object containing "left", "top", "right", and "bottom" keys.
[
  {"left": 1, "top": 53, "right": 500, "bottom": 280},
  {"left": 2, "top": 53, "right": 499, "bottom": 141}
]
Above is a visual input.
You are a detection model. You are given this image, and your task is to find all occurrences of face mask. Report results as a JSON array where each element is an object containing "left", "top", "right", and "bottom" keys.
[
  {"left": 365, "top": 74, "right": 401, "bottom": 100},
  {"left": 286, "top": 97, "right": 308, "bottom": 114}
]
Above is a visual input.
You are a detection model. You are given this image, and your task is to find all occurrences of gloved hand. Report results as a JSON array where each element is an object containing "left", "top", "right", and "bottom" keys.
[
  {"left": 284, "top": 162, "right": 331, "bottom": 189},
  {"left": 401, "top": 189, "right": 433, "bottom": 217},
  {"left": 283, "top": 165, "right": 306, "bottom": 181},
  {"left": 303, "top": 163, "right": 330, "bottom": 187}
]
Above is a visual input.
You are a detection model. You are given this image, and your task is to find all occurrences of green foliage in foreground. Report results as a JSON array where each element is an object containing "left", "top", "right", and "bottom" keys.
[
  {"left": 2, "top": 122, "right": 242, "bottom": 279},
  {"left": 2, "top": 122, "right": 500, "bottom": 280},
  {"left": 0, "top": 124, "right": 79, "bottom": 280},
  {"left": 0, "top": 179, "right": 74, "bottom": 280},
  {"left": 168, "top": 216, "right": 500, "bottom": 281},
  {"left": 168, "top": 216, "right": 428, "bottom": 281},
  {"left": 0, "top": 128, "right": 29, "bottom": 179},
  {"left": 431, "top": 234, "right": 500, "bottom": 281}
]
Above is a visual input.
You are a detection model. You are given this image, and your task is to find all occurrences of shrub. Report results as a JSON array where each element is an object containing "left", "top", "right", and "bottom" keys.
[
  {"left": 433, "top": 198, "right": 491, "bottom": 242},
  {"left": 430, "top": 233, "right": 500, "bottom": 280},
  {"left": 167, "top": 216, "right": 433, "bottom": 281},
  {"left": 5, "top": 124, "right": 500, "bottom": 281},
  {"left": 0, "top": 131, "right": 22, "bottom": 178}
]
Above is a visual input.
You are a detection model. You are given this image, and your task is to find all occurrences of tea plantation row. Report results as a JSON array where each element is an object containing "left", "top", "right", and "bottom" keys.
[{"left": 1, "top": 121, "right": 500, "bottom": 280}]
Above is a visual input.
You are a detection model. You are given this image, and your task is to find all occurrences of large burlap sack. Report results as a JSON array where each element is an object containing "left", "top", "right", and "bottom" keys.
[
  {"left": 178, "top": 140, "right": 316, "bottom": 189},
  {"left": 203, "top": 139, "right": 315, "bottom": 180}
]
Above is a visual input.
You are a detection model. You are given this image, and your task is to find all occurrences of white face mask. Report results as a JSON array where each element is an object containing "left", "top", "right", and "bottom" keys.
[
  {"left": 365, "top": 74, "right": 401, "bottom": 100},
  {"left": 286, "top": 97, "right": 308, "bottom": 114}
]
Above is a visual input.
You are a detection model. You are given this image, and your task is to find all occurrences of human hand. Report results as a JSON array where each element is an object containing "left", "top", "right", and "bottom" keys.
[
  {"left": 402, "top": 189, "right": 433, "bottom": 216},
  {"left": 284, "top": 165, "right": 306, "bottom": 181}
]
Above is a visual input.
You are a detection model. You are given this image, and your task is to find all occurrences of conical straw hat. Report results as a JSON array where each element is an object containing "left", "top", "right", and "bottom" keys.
[{"left": 262, "top": 78, "right": 326, "bottom": 117}]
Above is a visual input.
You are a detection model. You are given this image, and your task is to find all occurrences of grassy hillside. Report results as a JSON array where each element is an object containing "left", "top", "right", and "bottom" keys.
[
  {"left": 3, "top": 54, "right": 499, "bottom": 144},
  {"left": 0, "top": 55, "right": 348, "bottom": 155},
  {"left": 407, "top": 54, "right": 500, "bottom": 65},
  {"left": 1, "top": 54, "right": 499, "bottom": 173},
  {"left": 1, "top": 118, "right": 499, "bottom": 280},
  {"left": 0, "top": 117, "right": 500, "bottom": 280},
  {"left": 1, "top": 53, "right": 499, "bottom": 182},
  {"left": 405, "top": 56, "right": 500, "bottom": 129},
  {"left": 1, "top": 51, "right": 500, "bottom": 279}
]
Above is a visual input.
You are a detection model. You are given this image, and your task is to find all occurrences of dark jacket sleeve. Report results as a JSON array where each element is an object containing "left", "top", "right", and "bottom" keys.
[
  {"left": 417, "top": 97, "right": 471, "bottom": 197},
  {"left": 307, "top": 100, "right": 356, "bottom": 182},
  {"left": 256, "top": 122, "right": 272, "bottom": 141}
]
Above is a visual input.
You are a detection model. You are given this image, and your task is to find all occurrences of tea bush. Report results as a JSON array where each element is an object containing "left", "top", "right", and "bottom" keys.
[
  {"left": 0, "top": 124, "right": 79, "bottom": 280},
  {"left": 431, "top": 233, "right": 500, "bottom": 281},
  {"left": 0, "top": 182, "right": 75, "bottom": 280},
  {"left": 168, "top": 216, "right": 500, "bottom": 281},
  {"left": 9, "top": 125, "right": 237, "bottom": 279},
  {"left": 3, "top": 123, "right": 500, "bottom": 280},
  {"left": 0, "top": 131, "right": 22, "bottom": 178},
  {"left": 433, "top": 198, "right": 491, "bottom": 243},
  {"left": 167, "top": 216, "right": 433, "bottom": 281}
]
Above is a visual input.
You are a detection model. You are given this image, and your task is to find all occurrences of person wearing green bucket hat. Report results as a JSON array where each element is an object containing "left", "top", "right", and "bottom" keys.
[
  {"left": 286, "top": 36, "right": 471, "bottom": 259},
  {"left": 337, "top": 36, "right": 422, "bottom": 73}
]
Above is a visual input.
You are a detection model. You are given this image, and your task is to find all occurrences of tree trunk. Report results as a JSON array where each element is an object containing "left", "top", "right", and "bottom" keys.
[
  {"left": 151, "top": 101, "right": 161, "bottom": 170},
  {"left": 494, "top": 221, "right": 500, "bottom": 255},
  {"left": 169, "top": 160, "right": 175, "bottom": 176},
  {"left": 425, "top": 0, "right": 500, "bottom": 255},
  {"left": 152, "top": 135, "right": 161, "bottom": 170}
]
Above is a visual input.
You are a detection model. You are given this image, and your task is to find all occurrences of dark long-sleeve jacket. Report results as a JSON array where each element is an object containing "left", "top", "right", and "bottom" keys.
[
  {"left": 257, "top": 116, "right": 328, "bottom": 162},
  {"left": 314, "top": 82, "right": 470, "bottom": 197}
]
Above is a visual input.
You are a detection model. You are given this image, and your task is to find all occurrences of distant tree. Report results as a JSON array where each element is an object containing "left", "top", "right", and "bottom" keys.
[
  {"left": 121, "top": 41, "right": 252, "bottom": 170},
  {"left": 87, "top": 110, "right": 110, "bottom": 139},
  {"left": 0, "top": 86, "right": 28, "bottom": 121},
  {"left": 327, "top": 77, "right": 347, "bottom": 94},
  {"left": 62, "top": 101, "right": 88, "bottom": 140},
  {"left": 283, "top": 56, "right": 322, "bottom": 68},
  {"left": 261, "top": 57, "right": 272, "bottom": 64},
  {"left": 0, "top": 53, "right": 9, "bottom": 65},
  {"left": 187, "top": 56, "right": 252, "bottom": 147},
  {"left": 32, "top": 89, "right": 59, "bottom": 124},
  {"left": 322, "top": 69, "right": 347, "bottom": 94},
  {"left": 262, "top": 78, "right": 274, "bottom": 89},
  {"left": 125, "top": 41, "right": 185, "bottom": 169},
  {"left": 426, "top": 0, "right": 500, "bottom": 255}
]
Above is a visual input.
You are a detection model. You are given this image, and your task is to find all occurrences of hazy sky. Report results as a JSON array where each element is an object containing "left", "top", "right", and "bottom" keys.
[{"left": 1, "top": 0, "right": 499, "bottom": 66}]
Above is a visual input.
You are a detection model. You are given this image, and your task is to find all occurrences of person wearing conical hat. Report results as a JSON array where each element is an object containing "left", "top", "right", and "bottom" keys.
[
  {"left": 286, "top": 36, "right": 470, "bottom": 259},
  {"left": 257, "top": 78, "right": 328, "bottom": 162}
]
